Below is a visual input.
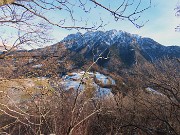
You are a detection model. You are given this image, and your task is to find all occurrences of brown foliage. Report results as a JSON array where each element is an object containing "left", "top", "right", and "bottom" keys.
[{"left": 0, "top": 59, "right": 180, "bottom": 135}]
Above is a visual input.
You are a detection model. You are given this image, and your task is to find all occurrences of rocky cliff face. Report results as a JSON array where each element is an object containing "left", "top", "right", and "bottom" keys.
[{"left": 61, "top": 30, "right": 180, "bottom": 66}]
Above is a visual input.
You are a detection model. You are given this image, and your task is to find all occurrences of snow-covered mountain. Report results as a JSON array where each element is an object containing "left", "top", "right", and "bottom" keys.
[
  {"left": 61, "top": 30, "right": 180, "bottom": 66},
  {"left": 1, "top": 29, "right": 179, "bottom": 79}
]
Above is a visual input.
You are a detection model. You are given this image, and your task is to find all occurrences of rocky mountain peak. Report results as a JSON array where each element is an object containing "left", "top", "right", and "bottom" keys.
[{"left": 60, "top": 30, "right": 180, "bottom": 67}]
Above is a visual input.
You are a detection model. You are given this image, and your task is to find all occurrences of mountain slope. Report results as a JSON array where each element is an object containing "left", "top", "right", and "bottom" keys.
[
  {"left": 61, "top": 30, "right": 180, "bottom": 66},
  {"left": 1, "top": 30, "right": 179, "bottom": 79}
]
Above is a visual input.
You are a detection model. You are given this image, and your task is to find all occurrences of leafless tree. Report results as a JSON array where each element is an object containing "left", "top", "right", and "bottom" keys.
[
  {"left": 129, "top": 59, "right": 180, "bottom": 134},
  {"left": 175, "top": 1, "right": 180, "bottom": 32},
  {"left": 0, "top": 0, "right": 151, "bottom": 58}
]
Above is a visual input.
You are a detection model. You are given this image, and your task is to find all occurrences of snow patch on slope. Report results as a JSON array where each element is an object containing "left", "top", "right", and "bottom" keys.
[
  {"left": 61, "top": 30, "right": 142, "bottom": 50},
  {"left": 61, "top": 71, "right": 116, "bottom": 97}
]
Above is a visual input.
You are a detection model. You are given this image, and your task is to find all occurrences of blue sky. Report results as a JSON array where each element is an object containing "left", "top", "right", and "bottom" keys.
[
  {"left": 51, "top": 0, "right": 180, "bottom": 46},
  {"left": 0, "top": 0, "right": 179, "bottom": 49}
]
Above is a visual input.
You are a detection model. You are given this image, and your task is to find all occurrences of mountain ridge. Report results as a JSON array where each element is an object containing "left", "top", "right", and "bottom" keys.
[
  {"left": 60, "top": 30, "right": 180, "bottom": 66},
  {"left": 1, "top": 29, "right": 179, "bottom": 78}
]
